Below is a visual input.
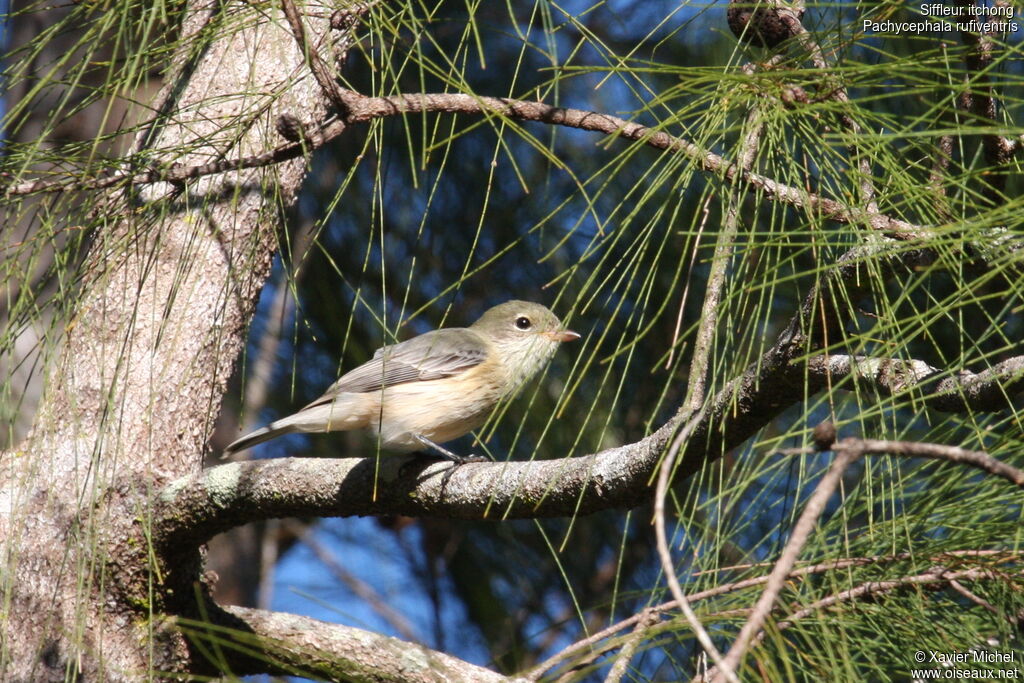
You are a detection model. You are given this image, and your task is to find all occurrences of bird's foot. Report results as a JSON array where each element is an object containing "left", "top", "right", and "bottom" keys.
[
  {"left": 437, "top": 452, "right": 490, "bottom": 489},
  {"left": 411, "top": 434, "right": 487, "bottom": 488},
  {"left": 439, "top": 452, "right": 488, "bottom": 465}
]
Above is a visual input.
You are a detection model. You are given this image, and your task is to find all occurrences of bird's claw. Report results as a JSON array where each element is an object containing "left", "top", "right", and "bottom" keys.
[
  {"left": 438, "top": 453, "right": 486, "bottom": 489},
  {"left": 447, "top": 453, "right": 487, "bottom": 465}
]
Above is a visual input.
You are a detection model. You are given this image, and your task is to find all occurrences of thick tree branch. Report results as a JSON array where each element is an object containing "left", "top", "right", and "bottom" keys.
[
  {"left": 185, "top": 605, "right": 517, "bottom": 682},
  {"left": 156, "top": 428, "right": 676, "bottom": 549},
  {"left": 806, "top": 353, "right": 1024, "bottom": 412}
]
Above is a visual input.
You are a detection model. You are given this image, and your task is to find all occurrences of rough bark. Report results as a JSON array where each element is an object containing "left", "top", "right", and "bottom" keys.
[{"left": 191, "top": 606, "right": 523, "bottom": 682}]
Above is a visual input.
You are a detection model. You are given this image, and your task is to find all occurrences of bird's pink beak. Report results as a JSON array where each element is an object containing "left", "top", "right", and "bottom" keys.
[{"left": 547, "top": 330, "right": 581, "bottom": 343}]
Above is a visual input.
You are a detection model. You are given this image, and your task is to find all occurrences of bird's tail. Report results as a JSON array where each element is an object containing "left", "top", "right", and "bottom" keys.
[{"left": 223, "top": 422, "right": 298, "bottom": 456}]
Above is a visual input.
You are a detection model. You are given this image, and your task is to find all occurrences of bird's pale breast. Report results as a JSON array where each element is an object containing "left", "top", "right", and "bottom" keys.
[{"left": 367, "top": 354, "right": 506, "bottom": 451}]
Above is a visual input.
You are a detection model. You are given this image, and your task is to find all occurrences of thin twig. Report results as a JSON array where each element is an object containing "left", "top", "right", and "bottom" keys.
[
  {"left": 603, "top": 608, "right": 658, "bottom": 683},
  {"left": 777, "top": 10, "right": 878, "bottom": 213},
  {"left": 782, "top": 437, "right": 1024, "bottom": 490},
  {"left": 652, "top": 104, "right": 769, "bottom": 683},
  {"left": 947, "top": 578, "right": 1001, "bottom": 616},
  {"left": 690, "top": 548, "right": 1015, "bottom": 577},
  {"left": 666, "top": 195, "right": 712, "bottom": 370},
  {"left": 771, "top": 566, "right": 1015, "bottom": 636},
  {"left": 709, "top": 448, "right": 861, "bottom": 682},
  {"left": 653, "top": 408, "right": 730, "bottom": 680},
  {"left": 689, "top": 107, "right": 765, "bottom": 409},
  {"left": 280, "top": 0, "right": 356, "bottom": 113},
  {"left": 849, "top": 438, "right": 1024, "bottom": 488},
  {"left": 696, "top": 566, "right": 1022, "bottom": 675},
  {"left": 699, "top": 566, "right": 1022, "bottom": 682}
]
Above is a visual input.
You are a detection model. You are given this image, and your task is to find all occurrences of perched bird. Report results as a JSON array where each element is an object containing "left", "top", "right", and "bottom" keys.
[{"left": 224, "top": 300, "right": 580, "bottom": 461}]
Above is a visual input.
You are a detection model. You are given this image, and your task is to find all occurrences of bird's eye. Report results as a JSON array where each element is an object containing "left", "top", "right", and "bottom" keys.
[{"left": 515, "top": 316, "right": 532, "bottom": 330}]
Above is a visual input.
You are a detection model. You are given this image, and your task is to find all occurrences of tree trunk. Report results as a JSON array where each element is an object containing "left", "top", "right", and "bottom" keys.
[{"left": 0, "top": 0, "right": 348, "bottom": 677}]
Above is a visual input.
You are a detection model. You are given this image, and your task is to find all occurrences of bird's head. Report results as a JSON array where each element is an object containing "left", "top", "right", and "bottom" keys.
[{"left": 470, "top": 300, "right": 580, "bottom": 392}]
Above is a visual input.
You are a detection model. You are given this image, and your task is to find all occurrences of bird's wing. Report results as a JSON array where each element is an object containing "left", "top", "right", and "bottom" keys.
[{"left": 302, "top": 328, "right": 490, "bottom": 409}]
